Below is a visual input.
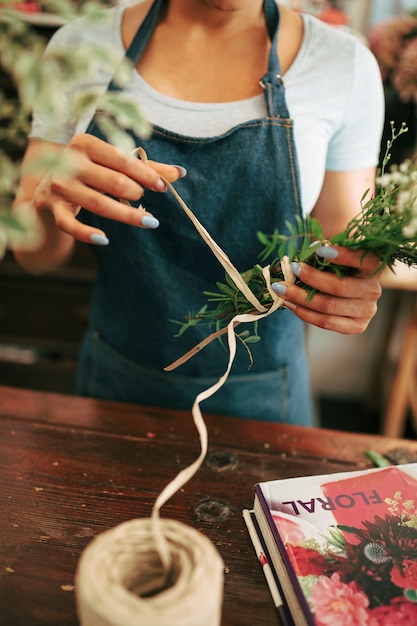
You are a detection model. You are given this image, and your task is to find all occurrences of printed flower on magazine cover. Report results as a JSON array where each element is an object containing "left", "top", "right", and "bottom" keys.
[{"left": 273, "top": 467, "right": 417, "bottom": 626}]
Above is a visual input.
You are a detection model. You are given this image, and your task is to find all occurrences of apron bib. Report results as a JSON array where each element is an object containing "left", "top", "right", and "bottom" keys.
[{"left": 76, "top": 0, "right": 314, "bottom": 426}]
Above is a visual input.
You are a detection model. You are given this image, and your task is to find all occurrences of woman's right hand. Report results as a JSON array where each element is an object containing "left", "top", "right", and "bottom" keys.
[{"left": 32, "top": 133, "right": 185, "bottom": 245}]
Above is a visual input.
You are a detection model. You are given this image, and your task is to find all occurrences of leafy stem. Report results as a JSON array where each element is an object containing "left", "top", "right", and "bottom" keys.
[{"left": 171, "top": 122, "right": 417, "bottom": 355}]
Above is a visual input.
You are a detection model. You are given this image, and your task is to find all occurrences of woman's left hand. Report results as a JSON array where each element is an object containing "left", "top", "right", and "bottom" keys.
[{"left": 272, "top": 246, "right": 383, "bottom": 334}]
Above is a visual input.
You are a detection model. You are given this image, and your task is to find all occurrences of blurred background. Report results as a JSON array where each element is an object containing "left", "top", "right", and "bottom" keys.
[
  {"left": 283, "top": 0, "right": 417, "bottom": 30},
  {"left": 1, "top": 0, "right": 417, "bottom": 438}
]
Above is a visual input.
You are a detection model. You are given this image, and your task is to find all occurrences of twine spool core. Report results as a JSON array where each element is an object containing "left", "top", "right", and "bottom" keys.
[{"left": 76, "top": 517, "right": 224, "bottom": 626}]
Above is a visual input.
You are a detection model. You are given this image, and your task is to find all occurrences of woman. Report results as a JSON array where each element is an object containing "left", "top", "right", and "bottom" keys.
[{"left": 13, "top": 0, "right": 384, "bottom": 425}]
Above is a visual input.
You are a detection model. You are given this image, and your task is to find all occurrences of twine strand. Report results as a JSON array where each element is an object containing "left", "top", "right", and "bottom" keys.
[{"left": 75, "top": 149, "right": 295, "bottom": 625}]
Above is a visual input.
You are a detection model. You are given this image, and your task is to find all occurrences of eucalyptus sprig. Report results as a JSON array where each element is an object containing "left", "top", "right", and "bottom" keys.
[{"left": 173, "top": 122, "right": 417, "bottom": 344}]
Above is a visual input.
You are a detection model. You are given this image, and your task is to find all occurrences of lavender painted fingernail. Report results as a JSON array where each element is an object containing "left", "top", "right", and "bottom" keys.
[
  {"left": 271, "top": 282, "right": 287, "bottom": 296},
  {"left": 142, "top": 215, "right": 160, "bottom": 229},
  {"left": 90, "top": 233, "right": 109, "bottom": 246},
  {"left": 316, "top": 245, "right": 338, "bottom": 260},
  {"left": 172, "top": 165, "right": 187, "bottom": 178},
  {"left": 291, "top": 261, "right": 301, "bottom": 277}
]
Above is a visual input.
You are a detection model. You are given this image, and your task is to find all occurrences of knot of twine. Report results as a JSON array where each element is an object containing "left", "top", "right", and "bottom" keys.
[{"left": 75, "top": 148, "right": 294, "bottom": 625}]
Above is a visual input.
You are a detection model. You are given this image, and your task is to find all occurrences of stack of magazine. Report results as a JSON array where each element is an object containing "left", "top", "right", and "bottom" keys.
[{"left": 243, "top": 463, "right": 417, "bottom": 626}]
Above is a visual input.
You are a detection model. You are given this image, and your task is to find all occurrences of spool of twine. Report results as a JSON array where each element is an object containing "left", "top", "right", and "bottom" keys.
[{"left": 76, "top": 517, "right": 224, "bottom": 626}]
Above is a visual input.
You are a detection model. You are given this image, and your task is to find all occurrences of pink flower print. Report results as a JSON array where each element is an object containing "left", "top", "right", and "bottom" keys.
[
  {"left": 368, "top": 597, "right": 417, "bottom": 626},
  {"left": 311, "top": 573, "right": 370, "bottom": 626},
  {"left": 393, "top": 38, "right": 417, "bottom": 103},
  {"left": 390, "top": 559, "right": 417, "bottom": 590},
  {"left": 287, "top": 545, "right": 330, "bottom": 577},
  {"left": 272, "top": 512, "right": 306, "bottom": 545},
  {"left": 368, "top": 16, "right": 417, "bottom": 82}
]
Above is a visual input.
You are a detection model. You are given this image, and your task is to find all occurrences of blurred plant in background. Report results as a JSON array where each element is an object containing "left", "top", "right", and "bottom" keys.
[
  {"left": 368, "top": 10, "right": 417, "bottom": 166},
  {"left": 0, "top": 0, "right": 150, "bottom": 259},
  {"left": 368, "top": 11, "right": 417, "bottom": 104}
]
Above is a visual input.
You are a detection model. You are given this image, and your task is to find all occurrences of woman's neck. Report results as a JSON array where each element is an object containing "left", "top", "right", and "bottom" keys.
[{"left": 122, "top": 1, "right": 303, "bottom": 103}]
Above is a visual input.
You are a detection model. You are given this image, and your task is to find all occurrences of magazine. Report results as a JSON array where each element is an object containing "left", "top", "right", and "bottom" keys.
[{"left": 244, "top": 463, "right": 417, "bottom": 625}]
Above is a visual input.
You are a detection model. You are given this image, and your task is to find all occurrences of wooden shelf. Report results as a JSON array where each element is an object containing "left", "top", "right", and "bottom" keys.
[{"left": 20, "top": 12, "right": 66, "bottom": 27}]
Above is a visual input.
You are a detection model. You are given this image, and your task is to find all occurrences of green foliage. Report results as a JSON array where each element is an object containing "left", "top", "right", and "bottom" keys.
[
  {"left": 405, "top": 589, "right": 417, "bottom": 603},
  {"left": 172, "top": 264, "right": 275, "bottom": 337},
  {"left": 0, "top": 0, "right": 150, "bottom": 258},
  {"left": 323, "top": 526, "right": 346, "bottom": 553},
  {"left": 173, "top": 123, "right": 417, "bottom": 351},
  {"left": 364, "top": 450, "right": 392, "bottom": 468}
]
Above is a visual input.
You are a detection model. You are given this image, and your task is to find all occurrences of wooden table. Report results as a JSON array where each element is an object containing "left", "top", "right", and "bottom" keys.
[{"left": 1, "top": 385, "right": 417, "bottom": 626}]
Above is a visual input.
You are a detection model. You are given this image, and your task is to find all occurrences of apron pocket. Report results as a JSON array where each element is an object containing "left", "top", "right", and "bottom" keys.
[{"left": 76, "top": 330, "right": 312, "bottom": 424}]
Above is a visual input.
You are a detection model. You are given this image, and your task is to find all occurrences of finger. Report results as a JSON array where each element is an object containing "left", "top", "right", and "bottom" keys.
[
  {"left": 57, "top": 155, "right": 147, "bottom": 205},
  {"left": 46, "top": 198, "right": 107, "bottom": 245},
  {"left": 53, "top": 199, "right": 159, "bottom": 247},
  {"left": 290, "top": 261, "right": 382, "bottom": 300},
  {"left": 52, "top": 176, "right": 160, "bottom": 228},
  {"left": 75, "top": 156, "right": 186, "bottom": 200},
  {"left": 275, "top": 280, "right": 379, "bottom": 320},
  {"left": 69, "top": 135, "right": 167, "bottom": 193},
  {"left": 283, "top": 300, "right": 374, "bottom": 335},
  {"left": 147, "top": 160, "right": 188, "bottom": 183},
  {"left": 315, "top": 245, "right": 382, "bottom": 276},
  {"left": 55, "top": 205, "right": 156, "bottom": 245}
]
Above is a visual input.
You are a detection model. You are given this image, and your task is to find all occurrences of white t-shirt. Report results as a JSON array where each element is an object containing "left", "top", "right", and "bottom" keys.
[{"left": 30, "top": 6, "right": 385, "bottom": 214}]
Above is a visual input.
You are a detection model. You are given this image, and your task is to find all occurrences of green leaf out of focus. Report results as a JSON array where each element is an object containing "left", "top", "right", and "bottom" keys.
[{"left": 0, "top": 0, "right": 150, "bottom": 258}]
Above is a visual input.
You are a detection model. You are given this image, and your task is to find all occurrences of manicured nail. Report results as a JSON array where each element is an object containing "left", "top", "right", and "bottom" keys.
[
  {"left": 316, "top": 245, "right": 338, "bottom": 260},
  {"left": 90, "top": 233, "right": 109, "bottom": 246},
  {"left": 172, "top": 165, "right": 187, "bottom": 178},
  {"left": 271, "top": 282, "right": 287, "bottom": 296},
  {"left": 291, "top": 261, "right": 301, "bottom": 277},
  {"left": 142, "top": 215, "right": 160, "bottom": 229},
  {"left": 155, "top": 179, "right": 167, "bottom": 192}
]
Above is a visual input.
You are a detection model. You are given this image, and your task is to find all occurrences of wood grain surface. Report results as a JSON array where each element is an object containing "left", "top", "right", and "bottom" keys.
[{"left": 1, "top": 385, "right": 417, "bottom": 626}]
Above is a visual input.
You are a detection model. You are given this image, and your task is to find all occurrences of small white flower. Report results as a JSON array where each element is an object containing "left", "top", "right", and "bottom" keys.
[
  {"left": 396, "top": 188, "right": 417, "bottom": 213},
  {"left": 400, "top": 160, "right": 412, "bottom": 173},
  {"left": 377, "top": 173, "right": 393, "bottom": 187},
  {"left": 403, "top": 217, "right": 417, "bottom": 238},
  {"left": 391, "top": 170, "right": 407, "bottom": 184}
]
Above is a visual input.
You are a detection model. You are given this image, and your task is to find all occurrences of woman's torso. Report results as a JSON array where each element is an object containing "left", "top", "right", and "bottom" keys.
[
  {"left": 28, "top": 1, "right": 383, "bottom": 422},
  {"left": 72, "top": 0, "right": 314, "bottom": 423}
]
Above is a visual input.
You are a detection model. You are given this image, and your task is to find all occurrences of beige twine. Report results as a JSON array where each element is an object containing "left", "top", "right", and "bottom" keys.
[
  {"left": 76, "top": 518, "right": 224, "bottom": 626},
  {"left": 75, "top": 148, "right": 294, "bottom": 625}
]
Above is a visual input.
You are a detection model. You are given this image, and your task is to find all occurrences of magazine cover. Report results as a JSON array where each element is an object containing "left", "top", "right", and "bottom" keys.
[{"left": 254, "top": 463, "right": 417, "bottom": 625}]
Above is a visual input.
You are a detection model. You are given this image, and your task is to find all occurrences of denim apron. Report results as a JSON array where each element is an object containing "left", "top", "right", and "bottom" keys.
[{"left": 75, "top": 0, "right": 315, "bottom": 426}]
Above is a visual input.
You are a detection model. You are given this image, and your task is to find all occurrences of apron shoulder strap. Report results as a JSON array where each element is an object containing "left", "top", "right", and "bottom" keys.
[
  {"left": 124, "top": 0, "right": 166, "bottom": 65},
  {"left": 107, "top": 0, "right": 166, "bottom": 93},
  {"left": 260, "top": 0, "right": 290, "bottom": 118},
  {"left": 263, "top": 0, "right": 282, "bottom": 77}
]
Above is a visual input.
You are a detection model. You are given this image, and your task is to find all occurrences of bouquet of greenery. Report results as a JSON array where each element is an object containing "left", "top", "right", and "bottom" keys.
[{"left": 169, "top": 123, "right": 417, "bottom": 363}]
